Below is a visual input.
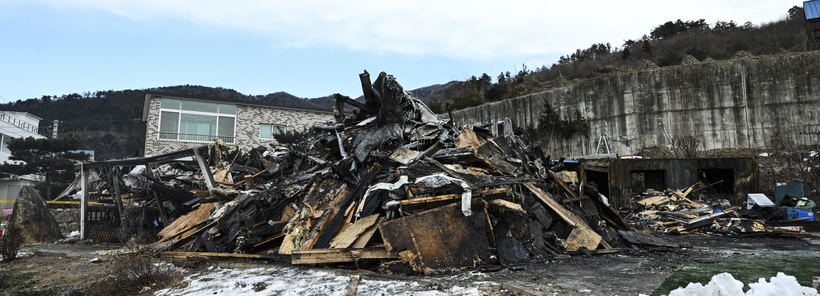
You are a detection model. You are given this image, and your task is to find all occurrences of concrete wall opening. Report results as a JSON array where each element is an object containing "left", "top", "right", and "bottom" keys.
[
  {"left": 697, "top": 168, "right": 735, "bottom": 194},
  {"left": 585, "top": 170, "right": 609, "bottom": 198}
]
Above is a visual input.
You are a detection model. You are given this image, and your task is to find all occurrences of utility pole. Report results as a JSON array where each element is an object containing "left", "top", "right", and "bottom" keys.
[{"left": 52, "top": 120, "right": 59, "bottom": 139}]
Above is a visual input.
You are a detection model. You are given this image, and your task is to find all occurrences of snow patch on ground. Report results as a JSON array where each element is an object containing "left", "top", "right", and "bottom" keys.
[
  {"left": 0, "top": 251, "right": 33, "bottom": 261},
  {"left": 155, "top": 266, "right": 483, "bottom": 296},
  {"left": 666, "top": 272, "right": 818, "bottom": 296}
]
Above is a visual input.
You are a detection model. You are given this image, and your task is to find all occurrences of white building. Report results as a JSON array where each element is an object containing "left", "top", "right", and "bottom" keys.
[{"left": 0, "top": 111, "right": 46, "bottom": 209}]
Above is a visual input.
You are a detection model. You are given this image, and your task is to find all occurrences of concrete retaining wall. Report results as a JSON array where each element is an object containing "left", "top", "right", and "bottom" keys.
[{"left": 451, "top": 52, "right": 820, "bottom": 157}]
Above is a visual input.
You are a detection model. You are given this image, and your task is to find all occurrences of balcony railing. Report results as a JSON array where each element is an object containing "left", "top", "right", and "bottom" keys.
[
  {"left": 0, "top": 113, "right": 38, "bottom": 134},
  {"left": 159, "top": 132, "right": 235, "bottom": 144}
]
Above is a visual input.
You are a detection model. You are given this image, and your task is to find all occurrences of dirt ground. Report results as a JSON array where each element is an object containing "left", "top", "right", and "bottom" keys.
[{"left": 1, "top": 233, "right": 818, "bottom": 296}]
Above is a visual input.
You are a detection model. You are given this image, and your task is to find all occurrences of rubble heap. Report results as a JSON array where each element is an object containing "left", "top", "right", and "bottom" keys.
[
  {"left": 74, "top": 71, "right": 680, "bottom": 274},
  {"left": 620, "top": 183, "right": 817, "bottom": 237}
]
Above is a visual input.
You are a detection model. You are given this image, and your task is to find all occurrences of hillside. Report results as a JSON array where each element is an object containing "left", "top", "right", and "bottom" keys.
[
  {"left": 428, "top": 5, "right": 809, "bottom": 114},
  {"left": 0, "top": 82, "right": 438, "bottom": 160},
  {"left": 0, "top": 86, "right": 331, "bottom": 160}
]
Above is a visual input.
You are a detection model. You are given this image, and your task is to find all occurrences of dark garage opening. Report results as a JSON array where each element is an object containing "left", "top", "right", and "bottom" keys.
[
  {"left": 697, "top": 168, "right": 735, "bottom": 194},
  {"left": 585, "top": 169, "right": 609, "bottom": 198}
]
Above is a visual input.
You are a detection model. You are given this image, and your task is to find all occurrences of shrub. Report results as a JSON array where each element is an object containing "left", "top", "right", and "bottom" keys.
[
  {"left": 657, "top": 51, "right": 683, "bottom": 67},
  {"left": 0, "top": 227, "right": 26, "bottom": 261},
  {"left": 84, "top": 254, "right": 183, "bottom": 296}
]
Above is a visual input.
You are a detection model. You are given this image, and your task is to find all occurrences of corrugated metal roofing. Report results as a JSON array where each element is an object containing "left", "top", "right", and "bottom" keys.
[{"left": 806, "top": 0, "right": 820, "bottom": 20}]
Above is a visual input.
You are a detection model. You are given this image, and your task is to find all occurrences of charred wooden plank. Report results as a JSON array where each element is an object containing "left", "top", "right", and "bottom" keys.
[
  {"left": 488, "top": 199, "right": 524, "bottom": 212},
  {"left": 313, "top": 163, "right": 382, "bottom": 249},
  {"left": 401, "top": 188, "right": 507, "bottom": 207},
  {"left": 299, "top": 208, "right": 334, "bottom": 250},
  {"left": 359, "top": 70, "right": 379, "bottom": 105},
  {"left": 334, "top": 93, "right": 377, "bottom": 114},
  {"left": 231, "top": 163, "right": 262, "bottom": 175},
  {"left": 291, "top": 247, "right": 398, "bottom": 265}
]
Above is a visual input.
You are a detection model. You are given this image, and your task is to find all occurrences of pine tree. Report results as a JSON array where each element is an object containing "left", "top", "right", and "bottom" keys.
[
  {"left": 642, "top": 40, "right": 652, "bottom": 56},
  {"left": 0, "top": 136, "right": 88, "bottom": 199},
  {"left": 621, "top": 48, "right": 632, "bottom": 60}
]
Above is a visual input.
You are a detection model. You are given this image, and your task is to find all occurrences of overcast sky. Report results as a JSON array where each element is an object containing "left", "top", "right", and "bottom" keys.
[{"left": 0, "top": 0, "right": 799, "bottom": 102}]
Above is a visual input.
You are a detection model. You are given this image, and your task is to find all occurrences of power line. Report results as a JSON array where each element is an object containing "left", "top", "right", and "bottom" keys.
[{"left": 58, "top": 118, "right": 142, "bottom": 124}]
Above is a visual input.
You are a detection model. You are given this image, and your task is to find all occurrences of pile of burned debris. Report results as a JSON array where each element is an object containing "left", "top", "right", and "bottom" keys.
[
  {"left": 69, "top": 71, "right": 684, "bottom": 274},
  {"left": 621, "top": 183, "right": 818, "bottom": 237}
]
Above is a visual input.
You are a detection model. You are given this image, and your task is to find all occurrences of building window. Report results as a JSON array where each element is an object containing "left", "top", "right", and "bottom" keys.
[
  {"left": 260, "top": 124, "right": 287, "bottom": 140},
  {"left": 158, "top": 98, "right": 236, "bottom": 143}
]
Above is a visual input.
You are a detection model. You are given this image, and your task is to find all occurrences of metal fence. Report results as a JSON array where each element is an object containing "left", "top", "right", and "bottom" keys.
[{"left": 159, "top": 132, "right": 235, "bottom": 144}]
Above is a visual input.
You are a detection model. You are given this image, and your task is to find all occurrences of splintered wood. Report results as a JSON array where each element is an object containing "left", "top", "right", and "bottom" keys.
[
  {"left": 329, "top": 214, "right": 381, "bottom": 249},
  {"left": 524, "top": 183, "right": 602, "bottom": 252},
  {"left": 156, "top": 203, "right": 215, "bottom": 243}
]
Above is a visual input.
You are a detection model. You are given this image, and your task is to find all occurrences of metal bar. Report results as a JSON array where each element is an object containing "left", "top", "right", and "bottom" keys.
[
  {"left": 112, "top": 166, "right": 124, "bottom": 217},
  {"left": 158, "top": 132, "right": 235, "bottom": 144},
  {"left": 80, "top": 164, "right": 88, "bottom": 240},
  {"left": 193, "top": 147, "right": 216, "bottom": 190}
]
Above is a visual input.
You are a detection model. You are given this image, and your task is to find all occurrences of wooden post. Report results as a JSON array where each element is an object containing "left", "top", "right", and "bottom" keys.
[
  {"left": 244, "top": 175, "right": 254, "bottom": 190},
  {"left": 142, "top": 164, "right": 169, "bottom": 226},
  {"left": 80, "top": 163, "right": 88, "bottom": 240},
  {"left": 152, "top": 192, "right": 169, "bottom": 226},
  {"left": 112, "top": 166, "right": 124, "bottom": 217},
  {"left": 193, "top": 147, "right": 215, "bottom": 190}
]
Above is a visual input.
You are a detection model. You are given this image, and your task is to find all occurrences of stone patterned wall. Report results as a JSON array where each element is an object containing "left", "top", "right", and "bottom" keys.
[
  {"left": 144, "top": 97, "right": 334, "bottom": 155},
  {"left": 50, "top": 208, "right": 79, "bottom": 236}
]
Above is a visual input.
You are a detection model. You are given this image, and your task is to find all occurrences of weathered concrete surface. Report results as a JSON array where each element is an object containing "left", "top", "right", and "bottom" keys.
[
  {"left": 9, "top": 187, "right": 63, "bottom": 244},
  {"left": 452, "top": 52, "right": 820, "bottom": 157}
]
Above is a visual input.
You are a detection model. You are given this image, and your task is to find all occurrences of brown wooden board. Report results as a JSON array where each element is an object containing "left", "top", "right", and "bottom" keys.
[
  {"left": 329, "top": 214, "right": 380, "bottom": 249},
  {"left": 488, "top": 199, "right": 524, "bottom": 213},
  {"left": 291, "top": 247, "right": 398, "bottom": 265},
  {"left": 454, "top": 126, "right": 487, "bottom": 149},
  {"left": 156, "top": 203, "right": 215, "bottom": 243},
  {"left": 379, "top": 202, "right": 494, "bottom": 272},
  {"left": 351, "top": 217, "right": 384, "bottom": 248},
  {"left": 279, "top": 233, "right": 296, "bottom": 255}
]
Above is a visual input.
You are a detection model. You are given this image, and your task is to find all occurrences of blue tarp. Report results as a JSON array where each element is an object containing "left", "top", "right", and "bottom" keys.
[{"left": 805, "top": 0, "right": 820, "bottom": 20}]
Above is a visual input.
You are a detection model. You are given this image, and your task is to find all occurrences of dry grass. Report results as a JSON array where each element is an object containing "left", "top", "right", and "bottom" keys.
[{"left": 84, "top": 254, "right": 184, "bottom": 296}]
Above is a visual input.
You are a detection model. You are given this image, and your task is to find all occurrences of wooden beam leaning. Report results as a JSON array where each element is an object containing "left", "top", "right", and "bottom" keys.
[{"left": 524, "top": 183, "right": 602, "bottom": 252}]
